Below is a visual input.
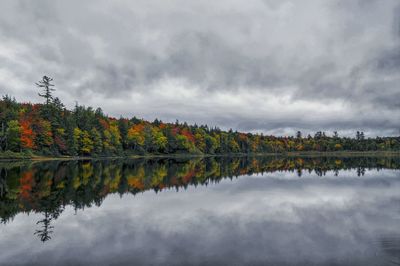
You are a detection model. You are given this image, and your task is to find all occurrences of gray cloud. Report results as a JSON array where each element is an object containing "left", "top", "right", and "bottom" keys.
[{"left": 0, "top": 0, "right": 399, "bottom": 136}]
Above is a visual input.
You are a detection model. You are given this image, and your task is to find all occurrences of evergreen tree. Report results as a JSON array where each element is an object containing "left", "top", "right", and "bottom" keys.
[{"left": 37, "top": 76, "right": 55, "bottom": 105}]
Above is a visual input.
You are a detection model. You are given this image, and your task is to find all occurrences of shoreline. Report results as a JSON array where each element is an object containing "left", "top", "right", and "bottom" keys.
[{"left": 0, "top": 150, "right": 399, "bottom": 162}]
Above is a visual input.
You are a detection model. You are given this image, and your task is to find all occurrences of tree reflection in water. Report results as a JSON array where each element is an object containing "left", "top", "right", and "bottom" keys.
[{"left": 0, "top": 155, "right": 399, "bottom": 242}]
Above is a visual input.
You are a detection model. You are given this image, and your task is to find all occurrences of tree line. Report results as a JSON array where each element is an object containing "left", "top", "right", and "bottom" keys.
[{"left": 0, "top": 76, "right": 399, "bottom": 157}]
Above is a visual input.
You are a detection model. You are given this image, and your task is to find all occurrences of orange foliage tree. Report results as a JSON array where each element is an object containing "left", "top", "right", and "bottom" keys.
[{"left": 19, "top": 118, "right": 35, "bottom": 149}]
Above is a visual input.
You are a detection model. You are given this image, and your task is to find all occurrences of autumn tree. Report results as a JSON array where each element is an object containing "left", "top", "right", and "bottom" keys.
[
  {"left": 53, "top": 128, "right": 67, "bottom": 154},
  {"left": 73, "top": 128, "right": 82, "bottom": 155},
  {"left": 90, "top": 128, "right": 103, "bottom": 155},
  {"left": 19, "top": 118, "right": 35, "bottom": 150},
  {"left": 6, "top": 120, "right": 21, "bottom": 152},
  {"left": 80, "top": 130, "right": 94, "bottom": 155},
  {"left": 205, "top": 135, "right": 218, "bottom": 154},
  {"left": 127, "top": 124, "right": 145, "bottom": 152},
  {"left": 34, "top": 120, "right": 53, "bottom": 151},
  {"left": 151, "top": 127, "right": 168, "bottom": 152},
  {"left": 176, "top": 134, "right": 192, "bottom": 152}
]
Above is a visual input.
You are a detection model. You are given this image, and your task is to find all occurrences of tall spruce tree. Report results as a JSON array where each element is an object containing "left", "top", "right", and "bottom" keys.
[{"left": 37, "top": 76, "right": 55, "bottom": 105}]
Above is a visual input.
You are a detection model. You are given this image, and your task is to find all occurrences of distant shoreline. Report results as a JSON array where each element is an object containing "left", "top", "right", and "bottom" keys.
[{"left": 0, "top": 150, "right": 399, "bottom": 162}]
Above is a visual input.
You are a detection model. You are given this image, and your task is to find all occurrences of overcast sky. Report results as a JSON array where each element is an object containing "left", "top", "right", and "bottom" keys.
[{"left": 0, "top": 0, "right": 399, "bottom": 137}]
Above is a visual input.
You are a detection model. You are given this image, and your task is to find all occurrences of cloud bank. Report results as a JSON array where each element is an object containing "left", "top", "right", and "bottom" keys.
[{"left": 0, "top": 0, "right": 399, "bottom": 136}]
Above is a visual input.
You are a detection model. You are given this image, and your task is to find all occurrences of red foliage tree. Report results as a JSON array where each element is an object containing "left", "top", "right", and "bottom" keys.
[
  {"left": 181, "top": 128, "right": 195, "bottom": 143},
  {"left": 19, "top": 118, "right": 35, "bottom": 149}
]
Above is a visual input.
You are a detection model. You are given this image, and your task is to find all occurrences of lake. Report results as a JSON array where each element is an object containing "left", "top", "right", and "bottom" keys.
[{"left": 0, "top": 156, "right": 399, "bottom": 266}]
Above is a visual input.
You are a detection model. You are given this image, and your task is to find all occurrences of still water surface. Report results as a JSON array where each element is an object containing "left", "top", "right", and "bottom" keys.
[{"left": 0, "top": 156, "right": 399, "bottom": 265}]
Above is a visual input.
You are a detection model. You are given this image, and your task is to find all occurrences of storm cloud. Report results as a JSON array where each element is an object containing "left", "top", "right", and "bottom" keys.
[{"left": 0, "top": 0, "right": 399, "bottom": 136}]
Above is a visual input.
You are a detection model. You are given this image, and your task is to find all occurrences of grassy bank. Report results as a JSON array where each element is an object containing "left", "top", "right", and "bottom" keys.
[
  {"left": 0, "top": 150, "right": 399, "bottom": 162},
  {"left": 0, "top": 151, "right": 35, "bottom": 160},
  {"left": 278, "top": 151, "right": 400, "bottom": 157}
]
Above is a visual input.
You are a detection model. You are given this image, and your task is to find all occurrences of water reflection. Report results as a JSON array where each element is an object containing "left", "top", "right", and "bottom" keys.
[
  {"left": 0, "top": 156, "right": 399, "bottom": 265},
  {"left": 379, "top": 235, "right": 400, "bottom": 265}
]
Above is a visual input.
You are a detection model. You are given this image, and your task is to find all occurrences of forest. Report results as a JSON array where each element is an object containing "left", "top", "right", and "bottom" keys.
[{"left": 0, "top": 76, "right": 399, "bottom": 157}]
